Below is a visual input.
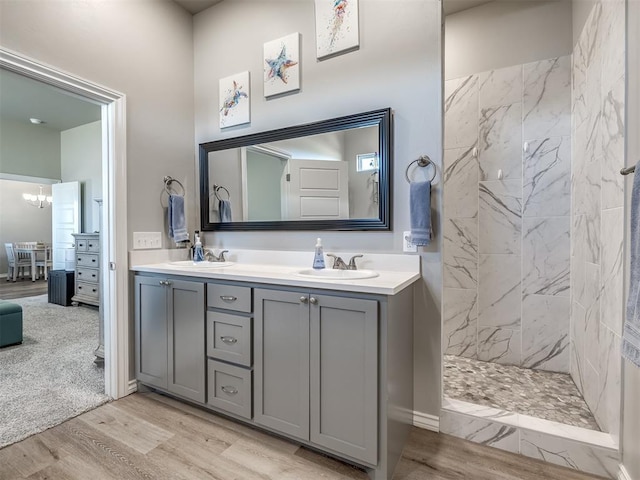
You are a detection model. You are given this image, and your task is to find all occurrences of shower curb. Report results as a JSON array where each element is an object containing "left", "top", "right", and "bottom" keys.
[{"left": 440, "top": 397, "right": 620, "bottom": 479}]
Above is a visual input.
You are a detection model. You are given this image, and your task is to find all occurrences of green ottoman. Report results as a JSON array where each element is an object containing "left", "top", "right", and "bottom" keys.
[{"left": 0, "top": 300, "right": 23, "bottom": 348}]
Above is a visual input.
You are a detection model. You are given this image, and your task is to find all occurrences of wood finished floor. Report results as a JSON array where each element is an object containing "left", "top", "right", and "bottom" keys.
[
  {"left": 0, "top": 276, "right": 48, "bottom": 300},
  {"left": 0, "top": 392, "right": 606, "bottom": 480}
]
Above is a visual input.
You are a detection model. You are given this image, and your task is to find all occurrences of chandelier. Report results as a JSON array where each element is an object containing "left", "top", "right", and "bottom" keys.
[{"left": 22, "top": 185, "right": 52, "bottom": 208}]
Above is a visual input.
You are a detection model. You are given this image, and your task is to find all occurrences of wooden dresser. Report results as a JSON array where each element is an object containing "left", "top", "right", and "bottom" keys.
[{"left": 71, "top": 232, "right": 104, "bottom": 364}]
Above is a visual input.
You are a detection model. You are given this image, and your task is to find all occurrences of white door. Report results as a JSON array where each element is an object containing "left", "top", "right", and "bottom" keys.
[
  {"left": 52, "top": 181, "right": 80, "bottom": 271},
  {"left": 283, "top": 159, "right": 349, "bottom": 220}
]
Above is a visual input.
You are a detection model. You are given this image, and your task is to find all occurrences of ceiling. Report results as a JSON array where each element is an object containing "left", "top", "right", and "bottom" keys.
[
  {"left": 173, "top": 0, "right": 221, "bottom": 15},
  {"left": 171, "top": 0, "right": 495, "bottom": 16},
  {"left": 444, "top": 0, "right": 495, "bottom": 15},
  {"left": 0, "top": 68, "right": 101, "bottom": 132}
]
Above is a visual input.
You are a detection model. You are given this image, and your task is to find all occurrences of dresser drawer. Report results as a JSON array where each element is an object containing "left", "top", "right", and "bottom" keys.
[
  {"left": 86, "top": 239, "right": 100, "bottom": 252},
  {"left": 76, "top": 281, "right": 99, "bottom": 299},
  {"left": 208, "top": 284, "right": 252, "bottom": 312},
  {"left": 207, "top": 359, "right": 252, "bottom": 419},
  {"left": 77, "top": 267, "right": 99, "bottom": 284},
  {"left": 76, "top": 253, "right": 99, "bottom": 268},
  {"left": 207, "top": 312, "right": 251, "bottom": 367},
  {"left": 75, "top": 239, "right": 89, "bottom": 251}
]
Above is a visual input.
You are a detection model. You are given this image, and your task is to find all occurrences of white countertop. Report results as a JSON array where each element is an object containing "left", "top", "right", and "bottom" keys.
[{"left": 130, "top": 249, "right": 421, "bottom": 296}]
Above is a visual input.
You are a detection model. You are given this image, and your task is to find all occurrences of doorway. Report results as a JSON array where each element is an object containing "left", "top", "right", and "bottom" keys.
[{"left": 0, "top": 48, "right": 129, "bottom": 402}]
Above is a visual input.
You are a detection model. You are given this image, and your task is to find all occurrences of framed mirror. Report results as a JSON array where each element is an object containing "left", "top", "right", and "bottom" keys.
[{"left": 199, "top": 108, "right": 392, "bottom": 231}]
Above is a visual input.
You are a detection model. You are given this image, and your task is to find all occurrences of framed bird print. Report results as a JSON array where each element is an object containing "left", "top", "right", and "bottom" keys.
[
  {"left": 315, "top": 0, "right": 359, "bottom": 59},
  {"left": 219, "top": 71, "right": 250, "bottom": 129},
  {"left": 263, "top": 33, "right": 300, "bottom": 98}
]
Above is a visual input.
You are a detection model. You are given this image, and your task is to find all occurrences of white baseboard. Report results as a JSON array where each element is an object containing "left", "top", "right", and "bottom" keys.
[
  {"left": 619, "top": 465, "right": 633, "bottom": 480},
  {"left": 127, "top": 379, "right": 138, "bottom": 395},
  {"left": 413, "top": 410, "right": 439, "bottom": 432}
]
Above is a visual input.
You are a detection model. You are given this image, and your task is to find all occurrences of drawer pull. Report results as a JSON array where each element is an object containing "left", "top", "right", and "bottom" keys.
[
  {"left": 300, "top": 296, "right": 308, "bottom": 304},
  {"left": 92, "top": 259, "right": 96, "bottom": 263},
  {"left": 220, "top": 295, "right": 237, "bottom": 302},
  {"left": 221, "top": 385, "right": 238, "bottom": 395},
  {"left": 309, "top": 297, "right": 318, "bottom": 305},
  {"left": 78, "top": 272, "right": 82, "bottom": 276},
  {"left": 220, "top": 336, "right": 238, "bottom": 345}
]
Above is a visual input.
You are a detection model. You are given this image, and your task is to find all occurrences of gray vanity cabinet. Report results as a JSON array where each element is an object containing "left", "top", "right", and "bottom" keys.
[
  {"left": 134, "top": 275, "right": 206, "bottom": 403},
  {"left": 254, "top": 288, "right": 378, "bottom": 465},
  {"left": 254, "top": 289, "right": 310, "bottom": 440},
  {"left": 310, "top": 295, "right": 378, "bottom": 466}
]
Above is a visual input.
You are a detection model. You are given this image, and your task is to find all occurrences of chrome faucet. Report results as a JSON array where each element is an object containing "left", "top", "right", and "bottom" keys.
[
  {"left": 326, "top": 254, "right": 363, "bottom": 270},
  {"left": 204, "top": 249, "right": 228, "bottom": 262}
]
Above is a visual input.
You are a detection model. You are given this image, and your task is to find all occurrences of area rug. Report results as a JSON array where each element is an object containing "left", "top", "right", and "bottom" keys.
[{"left": 0, "top": 294, "right": 109, "bottom": 448}]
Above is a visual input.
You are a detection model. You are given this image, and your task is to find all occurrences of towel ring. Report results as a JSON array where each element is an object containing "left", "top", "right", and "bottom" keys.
[
  {"left": 163, "top": 176, "right": 185, "bottom": 196},
  {"left": 213, "top": 184, "right": 230, "bottom": 202},
  {"left": 405, "top": 155, "right": 436, "bottom": 183}
]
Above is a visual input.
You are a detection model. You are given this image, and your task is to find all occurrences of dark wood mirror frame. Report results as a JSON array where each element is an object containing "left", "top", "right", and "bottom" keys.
[{"left": 199, "top": 108, "right": 393, "bottom": 232}]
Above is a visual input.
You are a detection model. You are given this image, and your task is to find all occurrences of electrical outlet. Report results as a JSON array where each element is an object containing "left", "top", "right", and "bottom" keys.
[
  {"left": 403, "top": 231, "right": 417, "bottom": 253},
  {"left": 133, "top": 232, "right": 162, "bottom": 250}
]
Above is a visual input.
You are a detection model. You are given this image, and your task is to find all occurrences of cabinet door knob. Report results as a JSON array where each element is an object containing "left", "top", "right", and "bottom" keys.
[
  {"left": 221, "top": 385, "right": 238, "bottom": 395},
  {"left": 220, "top": 336, "right": 238, "bottom": 345},
  {"left": 300, "top": 296, "right": 308, "bottom": 304},
  {"left": 309, "top": 297, "right": 318, "bottom": 305},
  {"left": 220, "top": 295, "right": 237, "bottom": 302}
]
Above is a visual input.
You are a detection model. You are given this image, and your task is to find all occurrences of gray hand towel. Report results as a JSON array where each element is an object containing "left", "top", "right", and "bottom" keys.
[
  {"left": 624, "top": 161, "right": 640, "bottom": 367},
  {"left": 410, "top": 180, "right": 432, "bottom": 246},
  {"left": 168, "top": 194, "right": 189, "bottom": 242},
  {"left": 219, "top": 199, "right": 233, "bottom": 223}
]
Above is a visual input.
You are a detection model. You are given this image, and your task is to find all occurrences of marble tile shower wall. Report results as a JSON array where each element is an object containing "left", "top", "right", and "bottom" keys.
[
  {"left": 443, "top": 55, "right": 572, "bottom": 374},
  {"left": 570, "top": 0, "right": 625, "bottom": 437}
]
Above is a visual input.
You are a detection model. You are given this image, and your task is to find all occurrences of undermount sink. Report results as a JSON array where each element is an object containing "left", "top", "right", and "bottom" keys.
[
  {"left": 169, "top": 260, "right": 235, "bottom": 268},
  {"left": 296, "top": 268, "right": 379, "bottom": 280}
]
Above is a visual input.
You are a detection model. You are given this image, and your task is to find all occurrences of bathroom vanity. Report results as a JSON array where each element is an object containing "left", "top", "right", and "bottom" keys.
[{"left": 131, "top": 250, "right": 419, "bottom": 480}]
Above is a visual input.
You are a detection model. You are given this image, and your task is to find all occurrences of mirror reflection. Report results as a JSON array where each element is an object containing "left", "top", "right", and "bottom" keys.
[
  {"left": 208, "top": 126, "right": 379, "bottom": 223},
  {"left": 199, "top": 108, "right": 392, "bottom": 231}
]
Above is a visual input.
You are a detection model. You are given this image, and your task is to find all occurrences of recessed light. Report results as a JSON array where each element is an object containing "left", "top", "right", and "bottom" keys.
[{"left": 29, "top": 118, "right": 45, "bottom": 125}]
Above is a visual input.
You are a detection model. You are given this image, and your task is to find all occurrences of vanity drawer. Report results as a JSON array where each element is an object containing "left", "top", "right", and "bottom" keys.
[
  {"left": 208, "top": 284, "right": 252, "bottom": 313},
  {"left": 76, "top": 281, "right": 99, "bottom": 299},
  {"left": 207, "top": 312, "right": 251, "bottom": 367},
  {"left": 75, "top": 239, "right": 88, "bottom": 251},
  {"left": 76, "top": 253, "right": 99, "bottom": 268},
  {"left": 207, "top": 359, "right": 252, "bottom": 419},
  {"left": 77, "top": 267, "right": 99, "bottom": 284}
]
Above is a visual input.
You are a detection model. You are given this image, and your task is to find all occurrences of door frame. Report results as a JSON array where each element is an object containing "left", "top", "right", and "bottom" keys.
[{"left": 0, "top": 47, "right": 130, "bottom": 399}]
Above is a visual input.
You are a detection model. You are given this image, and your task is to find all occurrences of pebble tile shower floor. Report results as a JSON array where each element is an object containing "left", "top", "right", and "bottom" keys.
[{"left": 443, "top": 355, "right": 600, "bottom": 431}]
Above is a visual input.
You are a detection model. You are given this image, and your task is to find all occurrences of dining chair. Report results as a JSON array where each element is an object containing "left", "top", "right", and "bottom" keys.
[
  {"left": 4, "top": 243, "right": 31, "bottom": 282},
  {"left": 35, "top": 245, "right": 53, "bottom": 280}
]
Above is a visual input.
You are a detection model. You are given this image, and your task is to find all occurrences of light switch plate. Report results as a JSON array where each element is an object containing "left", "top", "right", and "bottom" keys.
[
  {"left": 403, "top": 231, "right": 418, "bottom": 253},
  {"left": 133, "top": 232, "right": 162, "bottom": 250}
]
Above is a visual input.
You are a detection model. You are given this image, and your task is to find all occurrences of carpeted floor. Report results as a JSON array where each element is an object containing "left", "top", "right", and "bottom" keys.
[{"left": 0, "top": 295, "right": 109, "bottom": 448}]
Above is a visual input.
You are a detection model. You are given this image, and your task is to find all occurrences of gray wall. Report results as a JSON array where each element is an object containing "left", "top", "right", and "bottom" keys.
[
  {"left": 0, "top": 118, "right": 61, "bottom": 179},
  {"left": 246, "top": 150, "right": 284, "bottom": 221},
  {"left": 61, "top": 121, "right": 102, "bottom": 233},
  {"left": 0, "top": 0, "right": 196, "bottom": 250},
  {"left": 622, "top": 0, "right": 640, "bottom": 476},
  {"left": 345, "top": 126, "right": 379, "bottom": 218},
  {"left": 571, "top": 0, "right": 597, "bottom": 46},
  {"left": 445, "top": 0, "right": 573, "bottom": 80},
  {"left": 194, "top": 0, "right": 444, "bottom": 416}
]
